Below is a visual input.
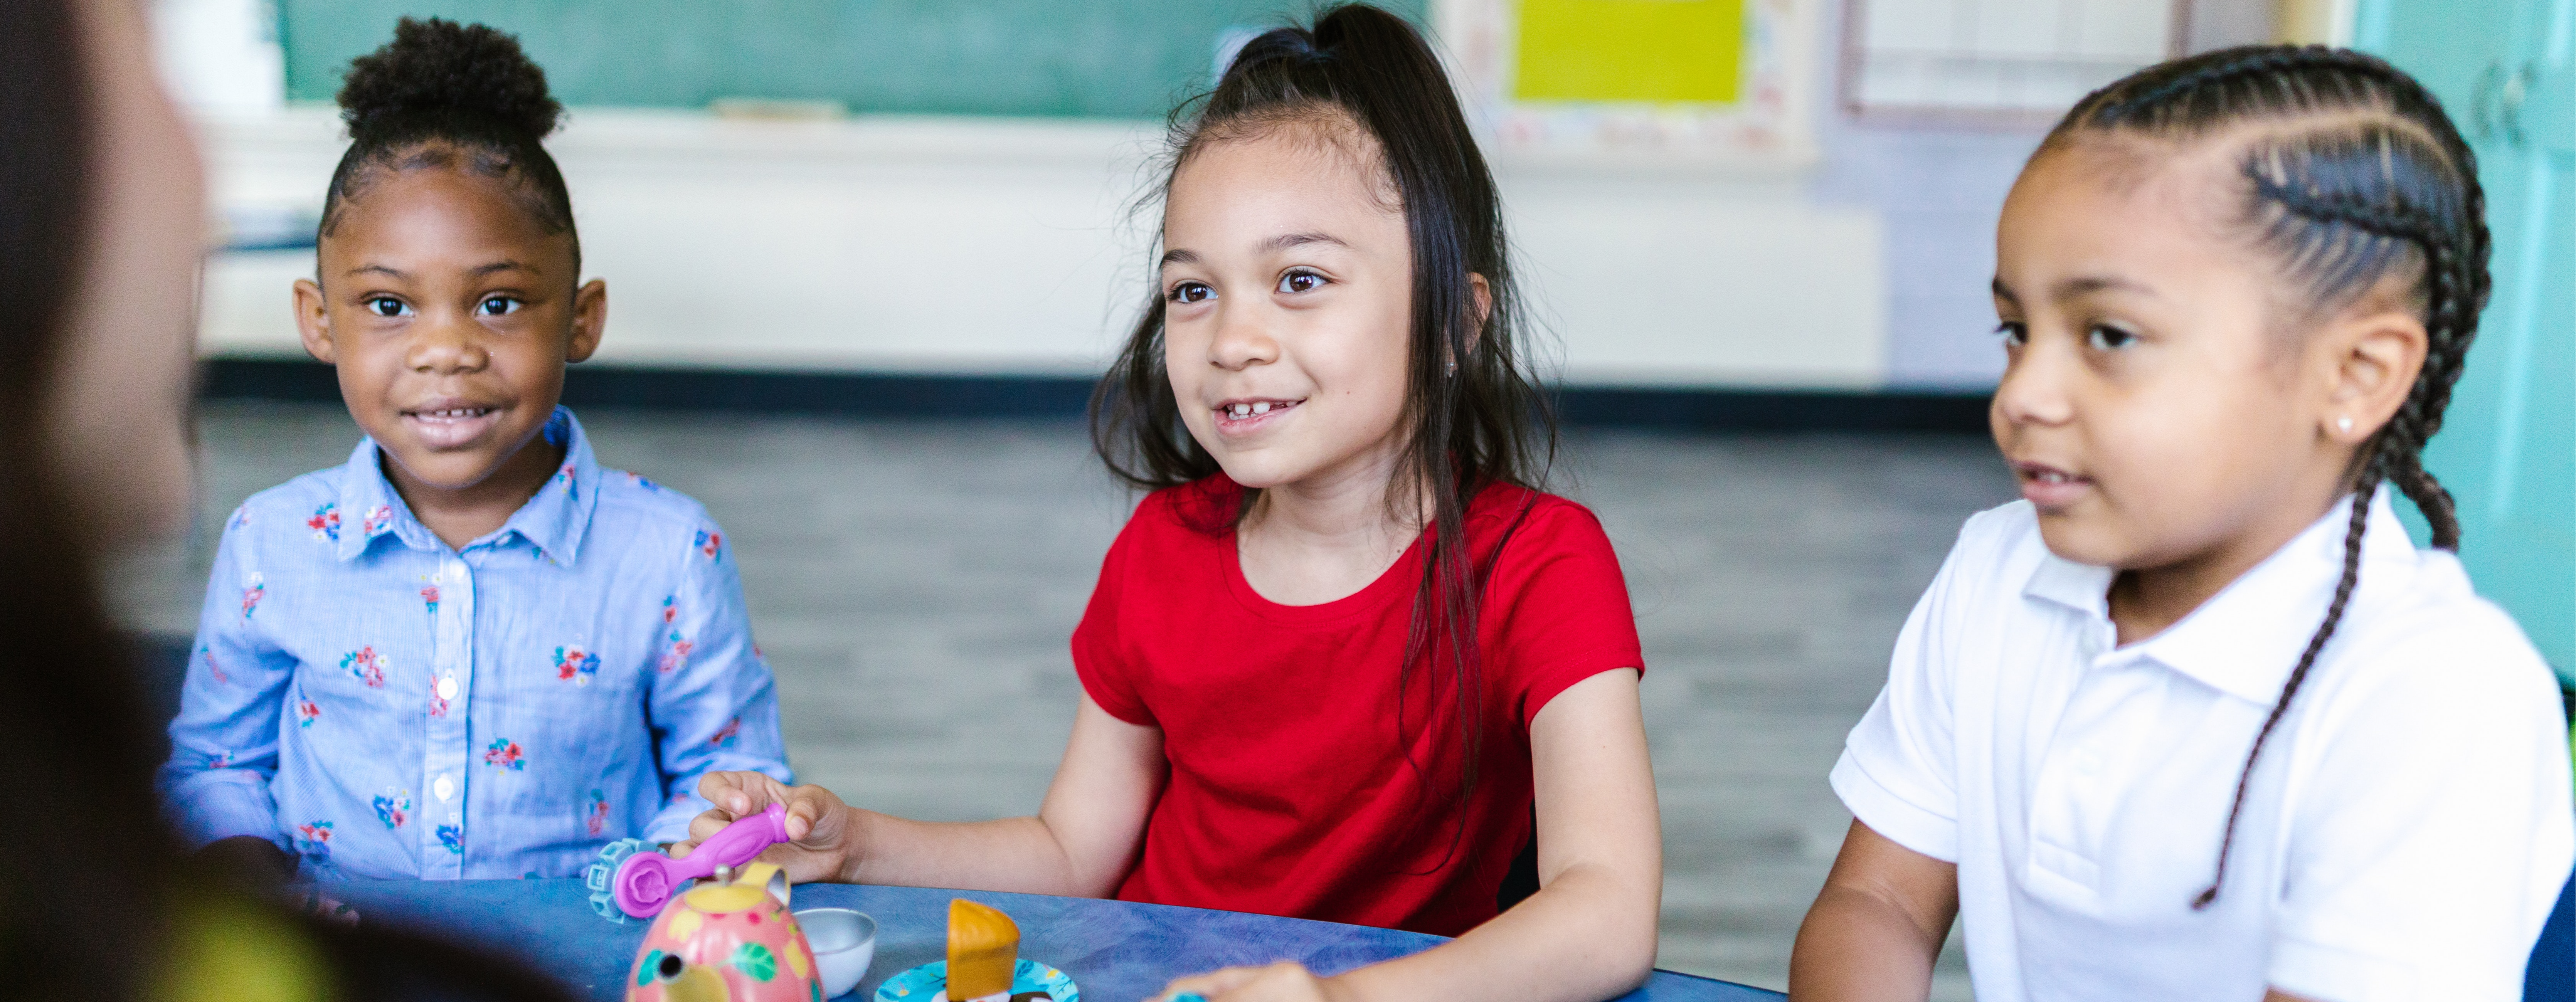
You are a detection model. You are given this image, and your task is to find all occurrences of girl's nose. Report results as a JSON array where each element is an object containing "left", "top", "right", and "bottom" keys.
[
  {"left": 1207, "top": 303, "right": 1278, "bottom": 372},
  {"left": 405, "top": 315, "right": 490, "bottom": 374},
  {"left": 1991, "top": 340, "right": 2075, "bottom": 429}
]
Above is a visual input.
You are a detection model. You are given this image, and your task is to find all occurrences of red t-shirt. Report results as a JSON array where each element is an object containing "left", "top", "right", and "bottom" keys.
[{"left": 1071, "top": 475, "right": 1643, "bottom": 935}]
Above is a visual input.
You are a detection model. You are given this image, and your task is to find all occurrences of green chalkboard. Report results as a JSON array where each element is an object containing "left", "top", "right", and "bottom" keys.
[{"left": 281, "top": 1, "right": 1430, "bottom": 119}]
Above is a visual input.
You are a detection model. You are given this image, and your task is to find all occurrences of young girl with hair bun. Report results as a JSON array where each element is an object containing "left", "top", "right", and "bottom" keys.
[
  {"left": 687, "top": 6, "right": 1663, "bottom": 1002},
  {"left": 1792, "top": 46, "right": 2574, "bottom": 1002},
  {"left": 160, "top": 18, "right": 790, "bottom": 883}
]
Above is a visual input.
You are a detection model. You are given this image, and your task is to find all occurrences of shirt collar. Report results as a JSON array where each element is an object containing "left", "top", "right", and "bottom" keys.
[
  {"left": 333, "top": 406, "right": 602, "bottom": 565},
  {"left": 2022, "top": 491, "right": 2421, "bottom": 704}
]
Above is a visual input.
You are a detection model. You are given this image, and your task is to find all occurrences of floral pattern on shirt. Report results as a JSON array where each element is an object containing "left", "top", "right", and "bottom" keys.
[
  {"left": 555, "top": 644, "right": 601, "bottom": 686},
  {"left": 306, "top": 503, "right": 340, "bottom": 543},
  {"left": 483, "top": 739, "right": 526, "bottom": 770},
  {"left": 709, "top": 717, "right": 741, "bottom": 750},
  {"left": 157, "top": 407, "right": 793, "bottom": 879},
  {"left": 240, "top": 574, "right": 265, "bottom": 619},
  {"left": 373, "top": 790, "right": 410, "bottom": 829},
  {"left": 293, "top": 820, "right": 334, "bottom": 858},
  {"left": 585, "top": 789, "right": 611, "bottom": 836},
  {"left": 340, "top": 646, "right": 388, "bottom": 688}
]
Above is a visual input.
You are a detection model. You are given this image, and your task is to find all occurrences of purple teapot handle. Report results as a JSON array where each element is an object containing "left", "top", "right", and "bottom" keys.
[{"left": 610, "top": 803, "right": 789, "bottom": 917}]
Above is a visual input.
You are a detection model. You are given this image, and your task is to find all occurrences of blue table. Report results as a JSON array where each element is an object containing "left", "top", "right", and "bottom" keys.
[{"left": 326, "top": 880, "right": 1783, "bottom": 1002}]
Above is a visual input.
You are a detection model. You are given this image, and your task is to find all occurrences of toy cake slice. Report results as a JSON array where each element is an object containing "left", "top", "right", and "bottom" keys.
[{"left": 947, "top": 898, "right": 1020, "bottom": 1002}]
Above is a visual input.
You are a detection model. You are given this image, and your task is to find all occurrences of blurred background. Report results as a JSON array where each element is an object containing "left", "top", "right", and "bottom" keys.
[{"left": 119, "top": 0, "right": 2567, "bottom": 997}]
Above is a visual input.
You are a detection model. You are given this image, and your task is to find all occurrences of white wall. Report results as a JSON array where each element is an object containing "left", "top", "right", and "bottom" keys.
[{"left": 196, "top": 107, "right": 1887, "bottom": 388}]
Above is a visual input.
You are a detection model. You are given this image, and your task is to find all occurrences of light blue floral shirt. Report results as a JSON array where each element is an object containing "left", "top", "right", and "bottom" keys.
[{"left": 157, "top": 407, "right": 792, "bottom": 879}]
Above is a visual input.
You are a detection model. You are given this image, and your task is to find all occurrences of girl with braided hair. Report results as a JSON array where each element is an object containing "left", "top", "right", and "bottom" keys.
[{"left": 1792, "top": 46, "right": 2572, "bottom": 1002}]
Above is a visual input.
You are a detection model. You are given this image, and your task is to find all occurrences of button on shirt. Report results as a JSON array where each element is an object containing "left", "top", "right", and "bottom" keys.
[
  {"left": 157, "top": 408, "right": 793, "bottom": 879},
  {"left": 1833, "top": 496, "right": 2574, "bottom": 1002}
]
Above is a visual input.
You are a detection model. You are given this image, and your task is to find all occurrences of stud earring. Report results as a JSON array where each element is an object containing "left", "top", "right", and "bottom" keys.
[{"left": 2336, "top": 415, "right": 2354, "bottom": 434}]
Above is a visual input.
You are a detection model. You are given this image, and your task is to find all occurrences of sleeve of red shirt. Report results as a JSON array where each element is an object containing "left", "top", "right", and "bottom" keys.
[
  {"left": 1485, "top": 496, "right": 1645, "bottom": 728},
  {"left": 1071, "top": 495, "right": 1154, "bottom": 728}
]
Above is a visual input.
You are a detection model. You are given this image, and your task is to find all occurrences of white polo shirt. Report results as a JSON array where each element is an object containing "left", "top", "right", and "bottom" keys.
[{"left": 1833, "top": 495, "right": 2573, "bottom": 1002}]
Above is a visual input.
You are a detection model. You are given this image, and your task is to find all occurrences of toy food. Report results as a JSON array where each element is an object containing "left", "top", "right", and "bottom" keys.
[
  {"left": 612, "top": 803, "right": 792, "bottom": 918},
  {"left": 946, "top": 899, "right": 1019, "bottom": 1002},
  {"left": 628, "top": 861, "right": 820, "bottom": 1002}
]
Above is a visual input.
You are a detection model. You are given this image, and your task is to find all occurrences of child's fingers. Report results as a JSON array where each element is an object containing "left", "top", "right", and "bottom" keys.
[
  {"left": 784, "top": 786, "right": 838, "bottom": 842},
  {"left": 697, "top": 770, "right": 767, "bottom": 814},
  {"left": 686, "top": 807, "right": 740, "bottom": 844}
]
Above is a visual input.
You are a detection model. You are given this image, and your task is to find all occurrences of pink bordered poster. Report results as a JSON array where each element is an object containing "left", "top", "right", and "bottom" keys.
[{"left": 1432, "top": 0, "right": 1819, "bottom": 171}]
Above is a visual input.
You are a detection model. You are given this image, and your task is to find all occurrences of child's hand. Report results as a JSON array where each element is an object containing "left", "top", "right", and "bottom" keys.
[
  {"left": 677, "top": 771, "right": 854, "bottom": 884},
  {"left": 1155, "top": 962, "right": 1355, "bottom": 1002}
]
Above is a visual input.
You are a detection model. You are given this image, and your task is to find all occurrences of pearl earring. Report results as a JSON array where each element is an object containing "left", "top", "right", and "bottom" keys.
[{"left": 2336, "top": 416, "right": 2354, "bottom": 434}]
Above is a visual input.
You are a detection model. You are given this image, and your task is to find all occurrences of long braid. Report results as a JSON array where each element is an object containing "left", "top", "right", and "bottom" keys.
[
  {"left": 2192, "top": 481, "right": 2375, "bottom": 908},
  {"left": 2050, "top": 44, "right": 2491, "bottom": 907}
]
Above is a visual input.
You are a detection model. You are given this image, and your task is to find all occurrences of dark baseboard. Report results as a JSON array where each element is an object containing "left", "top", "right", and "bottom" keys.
[{"left": 198, "top": 358, "right": 1992, "bottom": 434}]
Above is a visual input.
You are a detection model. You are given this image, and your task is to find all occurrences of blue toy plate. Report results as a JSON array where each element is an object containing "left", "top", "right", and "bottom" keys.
[{"left": 873, "top": 959, "right": 1078, "bottom": 1002}]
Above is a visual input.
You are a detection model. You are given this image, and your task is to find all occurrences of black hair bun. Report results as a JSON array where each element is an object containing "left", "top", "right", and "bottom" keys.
[{"left": 337, "top": 18, "right": 561, "bottom": 143}]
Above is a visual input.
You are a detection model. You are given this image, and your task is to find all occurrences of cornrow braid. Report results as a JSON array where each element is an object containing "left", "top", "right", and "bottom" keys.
[
  {"left": 2192, "top": 480, "right": 2375, "bottom": 909},
  {"left": 2048, "top": 44, "right": 2492, "bottom": 907}
]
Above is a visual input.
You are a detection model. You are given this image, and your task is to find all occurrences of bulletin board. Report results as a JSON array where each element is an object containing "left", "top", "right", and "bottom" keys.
[
  {"left": 1840, "top": 0, "right": 2189, "bottom": 125},
  {"left": 1436, "top": 0, "right": 1820, "bottom": 170}
]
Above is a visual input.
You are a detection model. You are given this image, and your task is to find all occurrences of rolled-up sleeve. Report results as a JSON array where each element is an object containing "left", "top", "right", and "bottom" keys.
[
  {"left": 156, "top": 508, "right": 298, "bottom": 851},
  {"left": 641, "top": 519, "right": 793, "bottom": 844}
]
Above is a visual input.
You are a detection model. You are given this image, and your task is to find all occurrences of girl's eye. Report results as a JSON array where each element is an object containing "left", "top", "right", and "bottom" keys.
[
  {"left": 365, "top": 297, "right": 411, "bottom": 318},
  {"left": 1167, "top": 281, "right": 1213, "bottom": 305},
  {"left": 1276, "top": 270, "right": 1326, "bottom": 294},
  {"left": 478, "top": 296, "right": 523, "bottom": 316},
  {"left": 1993, "top": 321, "right": 2028, "bottom": 347},
  {"left": 2086, "top": 324, "right": 2137, "bottom": 351}
]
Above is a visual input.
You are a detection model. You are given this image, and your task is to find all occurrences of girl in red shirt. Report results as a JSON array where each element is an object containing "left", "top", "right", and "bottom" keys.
[{"left": 687, "top": 7, "right": 1662, "bottom": 1001}]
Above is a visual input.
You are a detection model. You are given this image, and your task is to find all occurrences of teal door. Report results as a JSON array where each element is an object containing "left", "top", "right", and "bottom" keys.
[{"left": 2363, "top": 0, "right": 2576, "bottom": 683}]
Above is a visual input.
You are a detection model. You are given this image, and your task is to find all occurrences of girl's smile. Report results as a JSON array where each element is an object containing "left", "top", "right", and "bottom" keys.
[
  {"left": 2009, "top": 459, "right": 2094, "bottom": 512},
  {"left": 1211, "top": 396, "right": 1305, "bottom": 436}
]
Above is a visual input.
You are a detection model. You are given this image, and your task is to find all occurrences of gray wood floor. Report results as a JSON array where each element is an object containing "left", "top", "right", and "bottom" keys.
[{"left": 111, "top": 401, "right": 2008, "bottom": 998}]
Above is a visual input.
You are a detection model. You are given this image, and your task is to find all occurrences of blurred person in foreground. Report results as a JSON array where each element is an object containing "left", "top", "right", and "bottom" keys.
[{"left": 0, "top": 1, "right": 569, "bottom": 998}]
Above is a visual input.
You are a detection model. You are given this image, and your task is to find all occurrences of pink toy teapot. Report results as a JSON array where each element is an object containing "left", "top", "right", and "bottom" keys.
[{"left": 627, "top": 861, "right": 821, "bottom": 1002}]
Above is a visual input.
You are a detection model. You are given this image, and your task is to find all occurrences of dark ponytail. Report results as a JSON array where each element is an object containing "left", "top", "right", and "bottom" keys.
[
  {"left": 1090, "top": 4, "right": 1556, "bottom": 869},
  {"left": 319, "top": 18, "right": 579, "bottom": 269},
  {"left": 2048, "top": 45, "right": 2490, "bottom": 907}
]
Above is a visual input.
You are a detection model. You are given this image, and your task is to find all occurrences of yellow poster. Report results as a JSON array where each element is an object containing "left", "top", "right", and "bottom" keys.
[{"left": 1512, "top": 0, "right": 1745, "bottom": 105}]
